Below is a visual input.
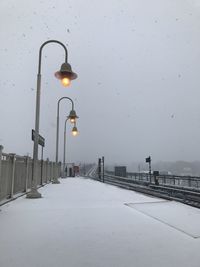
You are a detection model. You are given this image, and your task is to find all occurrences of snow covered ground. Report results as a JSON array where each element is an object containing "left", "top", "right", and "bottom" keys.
[{"left": 0, "top": 177, "right": 200, "bottom": 267}]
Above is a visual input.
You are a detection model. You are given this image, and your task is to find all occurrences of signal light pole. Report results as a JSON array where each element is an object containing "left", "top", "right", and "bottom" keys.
[{"left": 145, "top": 156, "right": 151, "bottom": 183}]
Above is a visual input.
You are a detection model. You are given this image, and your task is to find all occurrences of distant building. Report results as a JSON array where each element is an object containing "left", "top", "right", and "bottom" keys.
[
  {"left": 73, "top": 165, "right": 80, "bottom": 176},
  {"left": 65, "top": 163, "right": 75, "bottom": 177}
]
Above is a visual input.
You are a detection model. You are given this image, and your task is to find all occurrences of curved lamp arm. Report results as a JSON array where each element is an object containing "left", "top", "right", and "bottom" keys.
[
  {"left": 38, "top": 40, "right": 68, "bottom": 74},
  {"left": 57, "top": 96, "right": 74, "bottom": 116}
]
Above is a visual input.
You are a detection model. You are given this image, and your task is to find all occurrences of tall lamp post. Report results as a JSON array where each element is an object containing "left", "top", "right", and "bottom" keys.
[
  {"left": 54, "top": 97, "right": 78, "bottom": 183},
  {"left": 63, "top": 118, "right": 79, "bottom": 177},
  {"left": 27, "top": 40, "right": 77, "bottom": 199}
]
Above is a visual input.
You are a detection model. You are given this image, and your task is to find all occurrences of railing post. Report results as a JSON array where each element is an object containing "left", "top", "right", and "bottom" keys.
[
  {"left": 40, "top": 160, "right": 43, "bottom": 185},
  {"left": 45, "top": 158, "right": 49, "bottom": 183},
  {"left": 43, "top": 160, "right": 46, "bottom": 184},
  {"left": 10, "top": 153, "right": 16, "bottom": 198},
  {"left": 102, "top": 156, "right": 105, "bottom": 183},
  {"left": 53, "top": 162, "right": 55, "bottom": 180},
  {"left": 98, "top": 158, "right": 102, "bottom": 181},
  {"left": 49, "top": 161, "right": 51, "bottom": 182},
  {"left": 25, "top": 156, "right": 29, "bottom": 192},
  {"left": 51, "top": 162, "right": 53, "bottom": 182},
  {"left": 0, "top": 145, "right": 3, "bottom": 184},
  {"left": 188, "top": 177, "right": 191, "bottom": 188},
  {"left": 59, "top": 162, "right": 62, "bottom": 178}
]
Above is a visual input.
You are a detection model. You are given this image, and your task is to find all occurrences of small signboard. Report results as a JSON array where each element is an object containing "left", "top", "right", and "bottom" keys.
[
  {"left": 115, "top": 166, "right": 127, "bottom": 177},
  {"left": 32, "top": 129, "right": 45, "bottom": 147},
  {"left": 145, "top": 156, "right": 151, "bottom": 163}
]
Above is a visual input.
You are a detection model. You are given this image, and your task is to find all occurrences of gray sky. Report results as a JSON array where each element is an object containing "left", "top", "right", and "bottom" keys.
[{"left": 0, "top": 0, "right": 200, "bottom": 164}]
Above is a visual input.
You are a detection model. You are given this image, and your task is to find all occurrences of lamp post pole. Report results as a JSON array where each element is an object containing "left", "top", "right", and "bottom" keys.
[
  {"left": 63, "top": 117, "right": 69, "bottom": 177},
  {"left": 27, "top": 40, "right": 72, "bottom": 198},
  {"left": 55, "top": 97, "right": 78, "bottom": 183},
  {"left": 55, "top": 97, "right": 74, "bottom": 164}
]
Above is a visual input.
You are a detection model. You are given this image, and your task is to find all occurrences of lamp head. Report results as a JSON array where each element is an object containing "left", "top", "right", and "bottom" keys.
[
  {"left": 55, "top": 62, "right": 78, "bottom": 87},
  {"left": 71, "top": 126, "right": 78, "bottom": 136},
  {"left": 68, "top": 109, "right": 79, "bottom": 123}
]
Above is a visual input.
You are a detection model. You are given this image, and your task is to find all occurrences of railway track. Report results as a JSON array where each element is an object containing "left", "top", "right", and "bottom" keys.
[{"left": 88, "top": 173, "right": 200, "bottom": 209}]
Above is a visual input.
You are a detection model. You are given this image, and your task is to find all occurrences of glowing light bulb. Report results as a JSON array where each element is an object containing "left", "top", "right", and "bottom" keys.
[
  {"left": 61, "top": 77, "right": 71, "bottom": 87},
  {"left": 70, "top": 118, "right": 75, "bottom": 123},
  {"left": 72, "top": 128, "right": 78, "bottom": 136},
  {"left": 72, "top": 131, "right": 78, "bottom": 136}
]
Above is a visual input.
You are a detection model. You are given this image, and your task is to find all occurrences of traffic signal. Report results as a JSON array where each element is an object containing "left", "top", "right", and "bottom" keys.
[{"left": 145, "top": 156, "right": 151, "bottom": 163}]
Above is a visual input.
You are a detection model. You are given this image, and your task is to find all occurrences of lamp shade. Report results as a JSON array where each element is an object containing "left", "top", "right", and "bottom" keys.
[{"left": 55, "top": 62, "right": 78, "bottom": 80}]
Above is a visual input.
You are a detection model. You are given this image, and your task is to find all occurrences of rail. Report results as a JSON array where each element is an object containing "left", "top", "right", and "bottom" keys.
[
  {"left": 87, "top": 168, "right": 200, "bottom": 209},
  {"left": 106, "top": 171, "right": 200, "bottom": 189}
]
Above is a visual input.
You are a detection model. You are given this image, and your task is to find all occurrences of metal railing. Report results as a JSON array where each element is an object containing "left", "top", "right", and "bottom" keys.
[
  {"left": 106, "top": 171, "right": 200, "bottom": 189},
  {"left": 0, "top": 151, "right": 61, "bottom": 203},
  {"left": 87, "top": 169, "right": 200, "bottom": 208}
]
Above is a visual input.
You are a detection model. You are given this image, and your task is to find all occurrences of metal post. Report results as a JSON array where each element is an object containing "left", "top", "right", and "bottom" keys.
[
  {"left": 49, "top": 161, "right": 51, "bottom": 182},
  {"left": 55, "top": 98, "right": 74, "bottom": 183},
  {"left": 41, "top": 146, "right": 44, "bottom": 185},
  {"left": 149, "top": 160, "right": 151, "bottom": 183},
  {"left": 45, "top": 159, "right": 47, "bottom": 183},
  {"left": 56, "top": 97, "right": 74, "bottom": 162},
  {"left": 26, "top": 73, "right": 42, "bottom": 198},
  {"left": 102, "top": 156, "right": 105, "bottom": 183},
  {"left": 138, "top": 164, "right": 141, "bottom": 180},
  {"left": 98, "top": 158, "right": 102, "bottom": 181},
  {"left": 59, "top": 162, "right": 62, "bottom": 177},
  {"left": 51, "top": 162, "right": 54, "bottom": 181},
  {"left": 0, "top": 145, "right": 3, "bottom": 184},
  {"left": 10, "top": 153, "right": 16, "bottom": 198},
  {"left": 146, "top": 156, "right": 152, "bottom": 183},
  {"left": 62, "top": 117, "right": 69, "bottom": 178},
  {"left": 27, "top": 40, "right": 68, "bottom": 198},
  {"left": 52, "top": 162, "right": 55, "bottom": 181}
]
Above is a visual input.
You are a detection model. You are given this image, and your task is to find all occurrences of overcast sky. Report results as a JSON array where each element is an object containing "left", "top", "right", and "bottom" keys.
[{"left": 0, "top": 0, "right": 200, "bottom": 164}]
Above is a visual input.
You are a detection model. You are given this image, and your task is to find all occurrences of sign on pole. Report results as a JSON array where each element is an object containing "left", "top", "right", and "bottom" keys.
[{"left": 32, "top": 129, "right": 45, "bottom": 147}]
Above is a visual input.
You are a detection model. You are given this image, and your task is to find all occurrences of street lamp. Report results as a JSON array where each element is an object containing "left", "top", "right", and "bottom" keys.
[
  {"left": 55, "top": 62, "right": 77, "bottom": 87},
  {"left": 27, "top": 40, "right": 77, "bottom": 199},
  {"left": 71, "top": 123, "right": 79, "bottom": 136},
  {"left": 63, "top": 118, "right": 79, "bottom": 177},
  {"left": 55, "top": 97, "right": 78, "bottom": 183},
  {"left": 68, "top": 109, "right": 79, "bottom": 123}
]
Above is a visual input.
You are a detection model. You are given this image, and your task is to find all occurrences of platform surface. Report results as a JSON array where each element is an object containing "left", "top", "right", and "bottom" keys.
[{"left": 0, "top": 177, "right": 200, "bottom": 267}]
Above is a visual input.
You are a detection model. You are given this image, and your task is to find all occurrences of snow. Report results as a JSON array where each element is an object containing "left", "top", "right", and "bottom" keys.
[
  {"left": 0, "top": 177, "right": 200, "bottom": 267},
  {"left": 127, "top": 201, "right": 200, "bottom": 238}
]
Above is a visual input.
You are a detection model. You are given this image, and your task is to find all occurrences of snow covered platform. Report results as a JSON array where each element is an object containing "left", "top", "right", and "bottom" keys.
[{"left": 0, "top": 177, "right": 200, "bottom": 267}]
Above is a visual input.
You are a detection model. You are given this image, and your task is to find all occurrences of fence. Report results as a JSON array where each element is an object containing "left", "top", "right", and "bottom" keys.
[
  {"left": 105, "top": 170, "right": 200, "bottom": 189},
  {"left": 0, "top": 148, "right": 61, "bottom": 203}
]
